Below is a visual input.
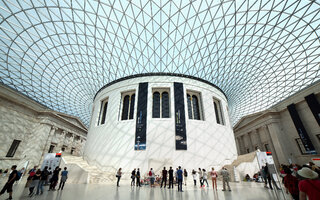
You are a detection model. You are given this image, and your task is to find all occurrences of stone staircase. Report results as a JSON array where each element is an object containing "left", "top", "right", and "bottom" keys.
[{"left": 61, "top": 155, "right": 116, "bottom": 184}]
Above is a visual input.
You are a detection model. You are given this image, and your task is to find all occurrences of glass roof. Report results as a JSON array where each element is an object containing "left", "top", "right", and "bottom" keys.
[{"left": 0, "top": 0, "right": 319, "bottom": 127}]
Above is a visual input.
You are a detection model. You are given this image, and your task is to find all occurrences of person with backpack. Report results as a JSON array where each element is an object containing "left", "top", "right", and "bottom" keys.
[
  {"left": 149, "top": 168, "right": 155, "bottom": 187},
  {"left": 0, "top": 165, "right": 18, "bottom": 200},
  {"left": 25, "top": 166, "right": 37, "bottom": 188},
  {"left": 36, "top": 166, "right": 49, "bottom": 195}
]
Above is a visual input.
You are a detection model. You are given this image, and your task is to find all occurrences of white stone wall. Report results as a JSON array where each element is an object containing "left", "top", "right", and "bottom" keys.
[
  {"left": 84, "top": 75, "right": 237, "bottom": 175},
  {"left": 0, "top": 85, "right": 87, "bottom": 171}
]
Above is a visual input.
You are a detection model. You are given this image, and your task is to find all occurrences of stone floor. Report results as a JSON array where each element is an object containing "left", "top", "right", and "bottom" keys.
[{"left": 0, "top": 178, "right": 290, "bottom": 200}]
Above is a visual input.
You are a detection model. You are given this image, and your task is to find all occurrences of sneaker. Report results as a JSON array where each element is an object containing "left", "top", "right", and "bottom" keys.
[{"left": 222, "top": 189, "right": 226, "bottom": 191}]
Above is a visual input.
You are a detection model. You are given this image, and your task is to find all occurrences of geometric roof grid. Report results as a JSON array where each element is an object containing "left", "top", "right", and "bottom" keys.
[{"left": 0, "top": 0, "right": 319, "bottom": 127}]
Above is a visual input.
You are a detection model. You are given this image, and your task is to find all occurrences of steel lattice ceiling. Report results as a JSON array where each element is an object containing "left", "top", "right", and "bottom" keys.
[{"left": 0, "top": 0, "right": 319, "bottom": 127}]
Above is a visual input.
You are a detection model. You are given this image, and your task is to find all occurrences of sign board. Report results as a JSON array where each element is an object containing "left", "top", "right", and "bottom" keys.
[
  {"left": 312, "top": 158, "right": 320, "bottom": 166},
  {"left": 41, "top": 153, "right": 61, "bottom": 171}
]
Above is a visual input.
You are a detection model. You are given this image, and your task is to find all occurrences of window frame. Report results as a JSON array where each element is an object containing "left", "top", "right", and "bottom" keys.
[
  {"left": 120, "top": 91, "right": 136, "bottom": 121},
  {"left": 97, "top": 98, "right": 109, "bottom": 125},
  {"left": 6, "top": 139, "right": 21, "bottom": 157},
  {"left": 186, "top": 90, "right": 204, "bottom": 120},
  {"left": 213, "top": 98, "right": 225, "bottom": 125},
  {"left": 295, "top": 138, "right": 309, "bottom": 155},
  {"left": 152, "top": 88, "right": 171, "bottom": 119}
]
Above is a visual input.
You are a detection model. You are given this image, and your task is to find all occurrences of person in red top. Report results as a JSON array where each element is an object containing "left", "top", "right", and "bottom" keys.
[
  {"left": 283, "top": 167, "right": 299, "bottom": 200},
  {"left": 298, "top": 167, "right": 320, "bottom": 200}
]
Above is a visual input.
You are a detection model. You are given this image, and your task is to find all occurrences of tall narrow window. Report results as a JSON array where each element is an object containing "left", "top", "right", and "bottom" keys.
[
  {"left": 187, "top": 94, "right": 192, "bottom": 119},
  {"left": 186, "top": 91, "right": 203, "bottom": 120},
  {"left": 6, "top": 140, "right": 21, "bottom": 157},
  {"left": 100, "top": 100, "right": 108, "bottom": 125},
  {"left": 162, "top": 92, "right": 170, "bottom": 118},
  {"left": 213, "top": 98, "right": 225, "bottom": 125},
  {"left": 152, "top": 89, "right": 170, "bottom": 118},
  {"left": 121, "top": 92, "right": 136, "bottom": 120},
  {"left": 152, "top": 92, "right": 160, "bottom": 118},
  {"left": 129, "top": 94, "right": 135, "bottom": 119}
]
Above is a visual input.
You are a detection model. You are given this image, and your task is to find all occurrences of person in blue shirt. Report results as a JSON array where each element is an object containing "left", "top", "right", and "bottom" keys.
[
  {"left": 177, "top": 166, "right": 183, "bottom": 192},
  {"left": 58, "top": 167, "right": 68, "bottom": 190}
]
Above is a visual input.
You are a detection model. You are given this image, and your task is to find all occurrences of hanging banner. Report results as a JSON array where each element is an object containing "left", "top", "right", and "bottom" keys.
[
  {"left": 305, "top": 93, "right": 320, "bottom": 126},
  {"left": 174, "top": 82, "right": 187, "bottom": 150},
  {"left": 287, "top": 104, "right": 316, "bottom": 154},
  {"left": 135, "top": 82, "right": 148, "bottom": 150}
]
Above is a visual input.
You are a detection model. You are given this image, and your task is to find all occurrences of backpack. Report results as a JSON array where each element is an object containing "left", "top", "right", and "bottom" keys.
[
  {"left": 149, "top": 171, "right": 152, "bottom": 176},
  {"left": 16, "top": 171, "right": 22, "bottom": 181}
]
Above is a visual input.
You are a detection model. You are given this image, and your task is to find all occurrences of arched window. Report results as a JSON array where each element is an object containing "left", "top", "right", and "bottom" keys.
[
  {"left": 187, "top": 94, "right": 192, "bottom": 119},
  {"left": 186, "top": 92, "right": 203, "bottom": 120},
  {"left": 192, "top": 95, "right": 200, "bottom": 120},
  {"left": 213, "top": 98, "right": 224, "bottom": 125},
  {"left": 152, "top": 89, "right": 170, "bottom": 118},
  {"left": 121, "top": 95, "right": 130, "bottom": 120},
  {"left": 152, "top": 92, "right": 160, "bottom": 118},
  {"left": 129, "top": 94, "right": 135, "bottom": 119},
  {"left": 101, "top": 101, "right": 108, "bottom": 124},
  {"left": 162, "top": 92, "right": 170, "bottom": 118}
]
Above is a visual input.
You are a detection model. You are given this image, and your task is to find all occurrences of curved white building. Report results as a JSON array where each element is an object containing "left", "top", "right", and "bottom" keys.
[{"left": 84, "top": 73, "right": 237, "bottom": 174}]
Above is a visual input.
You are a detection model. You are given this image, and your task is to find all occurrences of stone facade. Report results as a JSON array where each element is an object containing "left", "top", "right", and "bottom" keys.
[
  {"left": 234, "top": 81, "right": 320, "bottom": 167},
  {"left": 0, "top": 84, "right": 87, "bottom": 171}
]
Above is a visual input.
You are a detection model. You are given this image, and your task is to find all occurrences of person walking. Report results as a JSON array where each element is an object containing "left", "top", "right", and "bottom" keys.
[
  {"left": 192, "top": 169, "right": 197, "bottom": 186},
  {"left": 221, "top": 167, "right": 231, "bottom": 191},
  {"left": 131, "top": 169, "right": 136, "bottom": 186},
  {"left": 202, "top": 169, "right": 209, "bottom": 188},
  {"left": 25, "top": 166, "right": 37, "bottom": 188},
  {"left": 198, "top": 168, "right": 203, "bottom": 188},
  {"left": 116, "top": 168, "right": 122, "bottom": 187},
  {"left": 177, "top": 166, "right": 183, "bottom": 192},
  {"left": 264, "top": 164, "right": 273, "bottom": 189},
  {"left": 210, "top": 167, "right": 218, "bottom": 191},
  {"left": 36, "top": 166, "right": 49, "bottom": 195},
  {"left": 0, "top": 165, "right": 18, "bottom": 200},
  {"left": 168, "top": 167, "right": 174, "bottom": 189},
  {"left": 183, "top": 169, "right": 188, "bottom": 186},
  {"left": 160, "top": 167, "right": 168, "bottom": 188},
  {"left": 136, "top": 168, "right": 141, "bottom": 187},
  {"left": 58, "top": 167, "right": 68, "bottom": 190},
  {"left": 298, "top": 167, "right": 320, "bottom": 200},
  {"left": 29, "top": 169, "right": 41, "bottom": 196}
]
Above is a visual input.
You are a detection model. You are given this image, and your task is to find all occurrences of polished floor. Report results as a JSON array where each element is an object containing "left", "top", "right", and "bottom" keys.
[{"left": 0, "top": 178, "right": 289, "bottom": 200}]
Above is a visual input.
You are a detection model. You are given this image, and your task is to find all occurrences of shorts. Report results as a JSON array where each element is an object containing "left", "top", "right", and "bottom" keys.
[{"left": 0, "top": 182, "right": 14, "bottom": 194}]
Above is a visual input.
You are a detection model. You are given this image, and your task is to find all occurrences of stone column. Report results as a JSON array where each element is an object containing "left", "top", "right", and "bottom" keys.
[
  {"left": 57, "top": 130, "right": 67, "bottom": 152},
  {"left": 248, "top": 131, "right": 255, "bottom": 152},
  {"left": 255, "top": 128, "right": 263, "bottom": 151},
  {"left": 264, "top": 123, "right": 287, "bottom": 167}
]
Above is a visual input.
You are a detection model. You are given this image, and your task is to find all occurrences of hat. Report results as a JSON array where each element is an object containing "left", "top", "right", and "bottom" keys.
[{"left": 297, "top": 167, "right": 319, "bottom": 179}]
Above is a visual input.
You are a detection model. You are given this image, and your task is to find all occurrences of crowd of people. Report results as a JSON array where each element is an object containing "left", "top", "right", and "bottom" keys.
[
  {"left": 116, "top": 166, "right": 232, "bottom": 192},
  {"left": 0, "top": 165, "right": 68, "bottom": 199}
]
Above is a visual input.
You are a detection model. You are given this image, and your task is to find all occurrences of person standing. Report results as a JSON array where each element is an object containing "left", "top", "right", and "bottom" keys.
[
  {"left": 221, "top": 167, "right": 231, "bottom": 191},
  {"left": 136, "top": 168, "right": 141, "bottom": 187},
  {"left": 29, "top": 169, "right": 41, "bottom": 196},
  {"left": 116, "top": 168, "right": 122, "bottom": 187},
  {"left": 149, "top": 168, "right": 155, "bottom": 187},
  {"left": 131, "top": 169, "right": 136, "bottom": 186},
  {"left": 298, "top": 167, "right": 320, "bottom": 200},
  {"left": 175, "top": 168, "right": 178, "bottom": 186},
  {"left": 25, "top": 166, "right": 37, "bottom": 188},
  {"left": 160, "top": 167, "right": 168, "bottom": 188},
  {"left": 49, "top": 167, "right": 61, "bottom": 191},
  {"left": 183, "top": 169, "right": 188, "bottom": 186},
  {"left": 210, "top": 167, "right": 218, "bottom": 191},
  {"left": 264, "top": 164, "right": 273, "bottom": 189},
  {"left": 177, "top": 166, "right": 183, "bottom": 192},
  {"left": 202, "top": 169, "right": 209, "bottom": 188},
  {"left": 36, "top": 166, "right": 49, "bottom": 195},
  {"left": 168, "top": 167, "right": 174, "bottom": 189},
  {"left": 283, "top": 166, "right": 299, "bottom": 200},
  {"left": 58, "top": 167, "right": 68, "bottom": 190},
  {"left": 192, "top": 170, "right": 197, "bottom": 186},
  {"left": 0, "top": 165, "right": 18, "bottom": 200},
  {"left": 46, "top": 167, "right": 52, "bottom": 185},
  {"left": 198, "top": 168, "right": 203, "bottom": 187}
]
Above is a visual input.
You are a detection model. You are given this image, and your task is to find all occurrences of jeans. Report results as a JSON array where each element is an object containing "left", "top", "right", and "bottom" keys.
[
  {"left": 203, "top": 178, "right": 209, "bottom": 187},
  {"left": 117, "top": 176, "right": 121, "bottom": 186},
  {"left": 177, "top": 179, "right": 183, "bottom": 191},
  {"left": 161, "top": 178, "right": 167, "bottom": 188},
  {"left": 36, "top": 180, "right": 45, "bottom": 194}
]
